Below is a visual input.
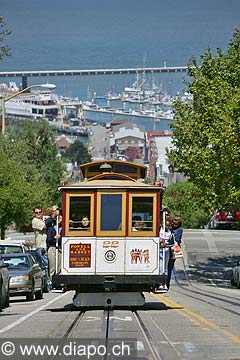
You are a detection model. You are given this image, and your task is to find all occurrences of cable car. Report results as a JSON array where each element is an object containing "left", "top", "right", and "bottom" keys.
[{"left": 53, "top": 160, "right": 165, "bottom": 307}]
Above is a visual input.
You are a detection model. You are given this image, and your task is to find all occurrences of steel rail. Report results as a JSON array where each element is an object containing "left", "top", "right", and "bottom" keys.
[
  {"left": 173, "top": 267, "right": 240, "bottom": 316},
  {"left": 133, "top": 310, "right": 166, "bottom": 360}
]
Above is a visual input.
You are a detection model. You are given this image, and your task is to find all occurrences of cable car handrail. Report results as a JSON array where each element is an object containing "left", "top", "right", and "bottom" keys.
[{"left": 87, "top": 172, "right": 138, "bottom": 182}]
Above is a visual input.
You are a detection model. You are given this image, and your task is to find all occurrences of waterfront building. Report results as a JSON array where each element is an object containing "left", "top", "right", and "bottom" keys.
[
  {"left": 56, "top": 134, "right": 72, "bottom": 155},
  {"left": 147, "top": 131, "right": 187, "bottom": 186},
  {"left": 109, "top": 120, "right": 147, "bottom": 164}
]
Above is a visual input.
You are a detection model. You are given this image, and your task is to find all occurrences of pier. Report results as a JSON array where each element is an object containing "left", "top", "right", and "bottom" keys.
[
  {"left": 0, "top": 66, "right": 187, "bottom": 78},
  {"left": 0, "top": 66, "right": 187, "bottom": 88},
  {"left": 82, "top": 106, "right": 175, "bottom": 120}
]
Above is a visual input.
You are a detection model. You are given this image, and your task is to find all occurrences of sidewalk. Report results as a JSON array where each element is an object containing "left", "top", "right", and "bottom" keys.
[{"left": 3, "top": 230, "right": 35, "bottom": 245}]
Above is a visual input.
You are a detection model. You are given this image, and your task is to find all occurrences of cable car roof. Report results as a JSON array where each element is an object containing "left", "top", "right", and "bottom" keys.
[
  {"left": 59, "top": 176, "right": 163, "bottom": 191},
  {"left": 79, "top": 160, "right": 147, "bottom": 180}
]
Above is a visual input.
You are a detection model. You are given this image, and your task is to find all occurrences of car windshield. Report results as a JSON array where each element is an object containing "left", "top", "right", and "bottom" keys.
[
  {"left": 2, "top": 256, "right": 30, "bottom": 269},
  {"left": 0, "top": 245, "right": 23, "bottom": 254}
]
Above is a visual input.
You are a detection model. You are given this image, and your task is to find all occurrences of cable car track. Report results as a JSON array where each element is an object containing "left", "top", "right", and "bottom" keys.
[
  {"left": 52, "top": 307, "right": 182, "bottom": 359},
  {"left": 63, "top": 310, "right": 86, "bottom": 337},
  {"left": 172, "top": 266, "right": 240, "bottom": 316},
  {"left": 133, "top": 310, "right": 165, "bottom": 360}
]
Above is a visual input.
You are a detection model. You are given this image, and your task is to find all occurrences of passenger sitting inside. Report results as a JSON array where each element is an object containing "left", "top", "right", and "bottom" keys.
[
  {"left": 132, "top": 221, "right": 146, "bottom": 231},
  {"left": 80, "top": 216, "right": 90, "bottom": 230},
  {"left": 132, "top": 216, "right": 146, "bottom": 231}
]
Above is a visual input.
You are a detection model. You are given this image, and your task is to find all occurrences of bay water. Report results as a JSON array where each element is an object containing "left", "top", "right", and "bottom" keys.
[{"left": 1, "top": 0, "right": 239, "bottom": 130}]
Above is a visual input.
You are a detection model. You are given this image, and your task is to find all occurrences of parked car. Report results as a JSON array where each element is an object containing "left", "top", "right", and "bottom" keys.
[
  {"left": 0, "top": 256, "right": 10, "bottom": 311},
  {"left": 231, "top": 260, "right": 240, "bottom": 288},
  {"left": 0, "top": 241, "right": 27, "bottom": 254},
  {"left": 208, "top": 207, "right": 240, "bottom": 229},
  {"left": 1, "top": 253, "right": 44, "bottom": 301},
  {"left": 0, "top": 255, "right": 9, "bottom": 311}
]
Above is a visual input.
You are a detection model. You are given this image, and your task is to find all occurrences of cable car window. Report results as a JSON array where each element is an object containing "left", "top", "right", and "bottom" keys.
[
  {"left": 88, "top": 165, "right": 103, "bottom": 173},
  {"left": 69, "top": 196, "right": 91, "bottom": 230},
  {"left": 114, "top": 164, "right": 136, "bottom": 173},
  {"left": 100, "top": 194, "right": 122, "bottom": 231},
  {"left": 132, "top": 197, "right": 153, "bottom": 231}
]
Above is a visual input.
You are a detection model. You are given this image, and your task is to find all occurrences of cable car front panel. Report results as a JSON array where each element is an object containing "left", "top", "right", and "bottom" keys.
[{"left": 53, "top": 161, "right": 165, "bottom": 306}]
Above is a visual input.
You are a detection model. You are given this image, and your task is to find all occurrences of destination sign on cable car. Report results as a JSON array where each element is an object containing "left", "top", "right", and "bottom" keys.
[{"left": 69, "top": 243, "right": 91, "bottom": 268}]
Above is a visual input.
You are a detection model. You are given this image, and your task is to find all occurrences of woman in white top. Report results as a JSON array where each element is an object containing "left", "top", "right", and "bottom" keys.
[{"left": 159, "top": 219, "right": 174, "bottom": 276}]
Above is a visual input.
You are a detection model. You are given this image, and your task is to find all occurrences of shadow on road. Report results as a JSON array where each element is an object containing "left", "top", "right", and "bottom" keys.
[{"left": 186, "top": 253, "right": 239, "bottom": 287}]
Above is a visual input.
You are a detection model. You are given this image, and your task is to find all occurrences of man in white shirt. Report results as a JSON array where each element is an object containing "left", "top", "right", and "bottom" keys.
[
  {"left": 32, "top": 207, "right": 47, "bottom": 249},
  {"left": 32, "top": 207, "right": 50, "bottom": 291},
  {"left": 158, "top": 219, "right": 175, "bottom": 293}
]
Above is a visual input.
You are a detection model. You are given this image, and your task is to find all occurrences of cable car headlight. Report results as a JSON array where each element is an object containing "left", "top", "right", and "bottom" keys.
[{"left": 104, "top": 250, "right": 116, "bottom": 263}]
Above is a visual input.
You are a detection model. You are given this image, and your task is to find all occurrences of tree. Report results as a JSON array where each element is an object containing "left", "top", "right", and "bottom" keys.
[
  {"left": 0, "top": 16, "right": 11, "bottom": 61},
  {"left": 167, "top": 28, "right": 240, "bottom": 210},
  {"left": 0, "top": 141, "right": 48, "bottom": 239},
  {"left": 0, "top": 121, "right": 66, "bottom": 238},
  {"left": 64, "top": 139, "right": 91, "bottom": 165},
  {"left": 8, "top": 120, "right": 65, "bottom": 202},
  {"left": 163, "top": 182, "right": 210, "bottom": 228}
]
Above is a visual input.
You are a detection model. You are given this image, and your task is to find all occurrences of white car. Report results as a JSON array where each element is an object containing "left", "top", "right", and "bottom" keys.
[
  {"left": 0, "top": 242, "right": 27, "bottom": 254},
  {"left": 230, "top": 260, "right": 240, "bottom": 288}
]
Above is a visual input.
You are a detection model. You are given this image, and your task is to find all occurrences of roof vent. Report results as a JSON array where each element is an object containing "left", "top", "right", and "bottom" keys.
[{"left": 100, "top": 163, "right": 112, "bottom": 172}]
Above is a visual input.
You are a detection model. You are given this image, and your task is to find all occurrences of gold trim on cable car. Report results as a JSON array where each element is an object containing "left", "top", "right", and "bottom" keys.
[
  {"left": 128, "top": 193, "right": 157, "bottom": 237},
  {"left": 96, "top": 191, "right": 127, "bottom": 236},
  {"left": 65, "top": 193, "right": 94, "bottom": 236}
]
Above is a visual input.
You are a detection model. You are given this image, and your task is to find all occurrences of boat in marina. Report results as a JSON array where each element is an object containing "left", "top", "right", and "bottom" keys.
[
  {"left": 105, "top": 92, "right": 122, "bottom": 101},
  {"left": 0, "top": 82, "right": 58, "bottom": 120},
  {"left": 0, "top": 81, "right": 176, "bottom": 131}
]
